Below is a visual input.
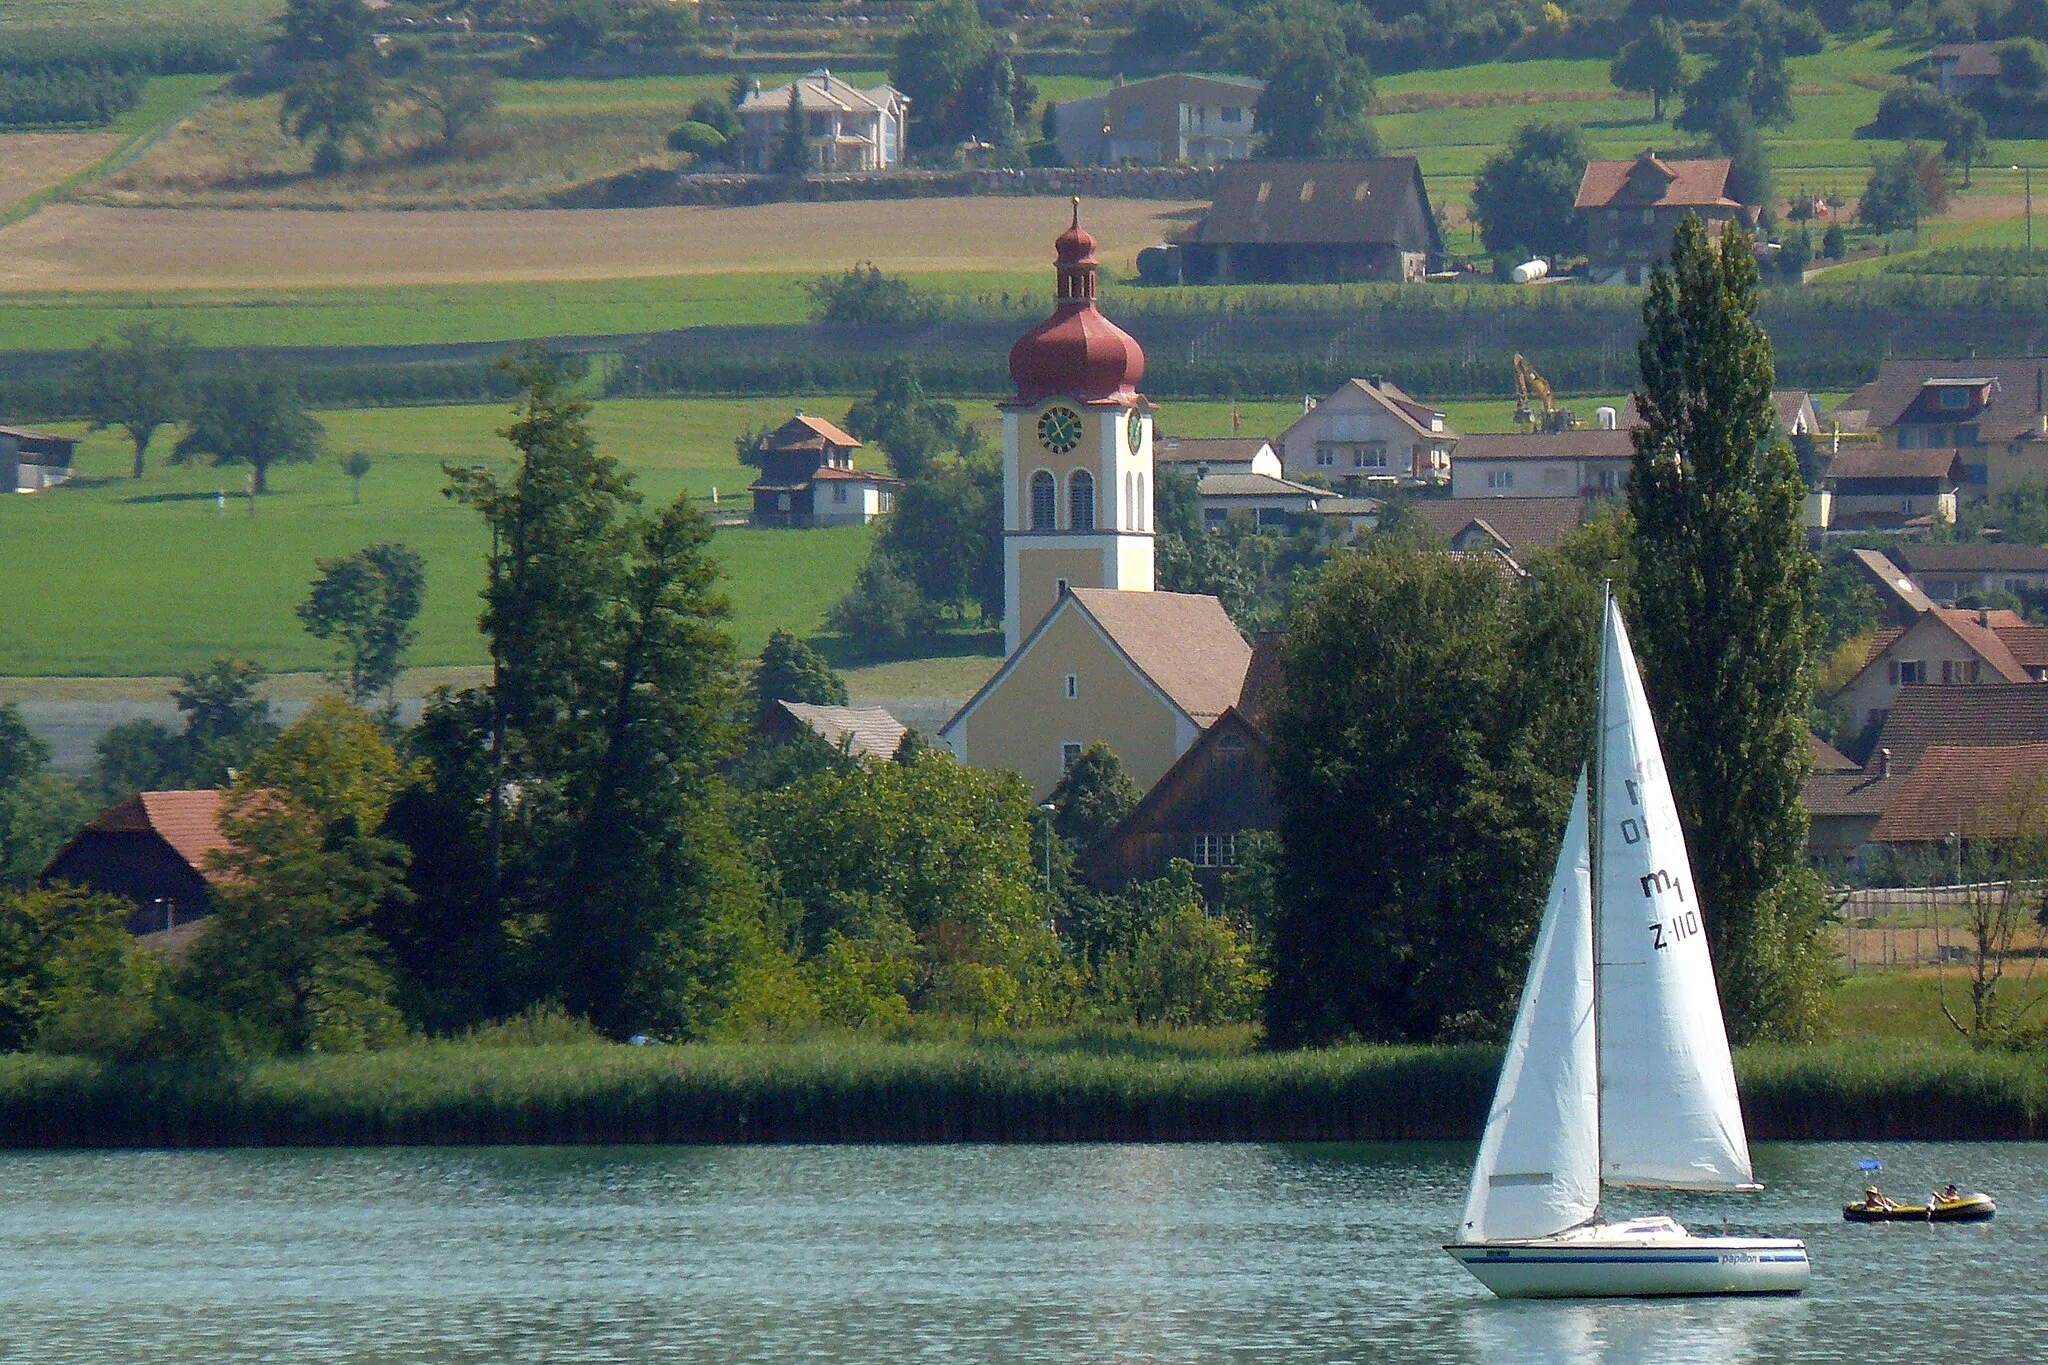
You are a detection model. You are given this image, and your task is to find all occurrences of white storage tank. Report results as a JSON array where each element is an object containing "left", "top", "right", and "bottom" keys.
[
  {"left": 1596, "top": 406, "right": 1618, "bottom": 430},
  {"left": 1510, "top": 258, "right": 1549, "bottom": 284}
]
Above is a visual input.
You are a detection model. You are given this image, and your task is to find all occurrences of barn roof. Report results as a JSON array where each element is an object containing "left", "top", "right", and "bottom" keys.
[{"left": 1193, "top": 158, "right": 1440, "bottom": 251}]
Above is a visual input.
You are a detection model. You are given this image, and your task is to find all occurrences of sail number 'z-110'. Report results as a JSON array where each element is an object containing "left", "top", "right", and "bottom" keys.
[{"left": 1648, "top": 909, "right": 1699, "bottom": 952}]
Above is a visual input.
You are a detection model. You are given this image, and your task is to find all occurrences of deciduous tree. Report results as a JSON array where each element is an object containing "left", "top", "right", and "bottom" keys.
[
  {"left": 1628, "top": 212, "right": 1829, "bottom": 1042},
  {"left": 75, "top": 322, "right": 193, "bottom": 479},
  {"left": 890, "top": 0, "right": 997, "bottom": 149},
  {"left": 1470, "top": 119, "right": 1590, "bottom": 261},
  {"left": 1254, "top": 35, "right": 1378, "bottom": 158},
  {"left": 408, "top": 63, "right": 497, "bottom": 158},
  {"left": 173, "top": 359, "right": 324, "bottom": 494},
  {"left": 1611, "top": 17, "right": 1687, "bottom": 121},
  {"left": 280, "top": 54, "right": 386, "bottom": 174},
  {"left": 297, "top": 542, "right": 428, "bottom": 708}
]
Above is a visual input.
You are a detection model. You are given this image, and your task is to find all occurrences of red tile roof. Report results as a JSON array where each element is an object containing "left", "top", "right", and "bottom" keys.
[
  {"left": 1869, "top": 684, "right": 2048, "bottom": 774},
  {"left": 1576, "top": 154, "right": 1739, "bottom": 210},
  {"left": 84, "top": 790, "right": 237, "bottom": 883},
  {"left": 1871, "top": 742, "right": 2048, "bottom": 842},
  {"left": 776, "top": 701, "right": 908, "bottom": 762},
  {"left": 1810, "top": 734, "right": 1860, "bottom": 772},
  {"left": 1409, "top": 497, "right": 1589, "bottom": 553}
]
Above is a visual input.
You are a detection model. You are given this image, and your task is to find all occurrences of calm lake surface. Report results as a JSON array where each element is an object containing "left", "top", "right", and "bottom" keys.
[{"left": 1, "top": 1142, "right": 2042, "bottom": 1363}]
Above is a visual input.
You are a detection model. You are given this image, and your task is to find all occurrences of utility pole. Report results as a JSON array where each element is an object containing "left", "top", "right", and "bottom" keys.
[{"left": 2014, "top": 165, "right": 2033, "bottom": 260}]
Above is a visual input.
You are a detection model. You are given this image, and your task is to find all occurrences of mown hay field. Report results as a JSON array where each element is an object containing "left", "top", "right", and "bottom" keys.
[
  {"left": 0, "top": 133, "right": 119, "bottom": 214},
  {"left": 0, "top": 196, "right": 1198, "bottom": 293}
]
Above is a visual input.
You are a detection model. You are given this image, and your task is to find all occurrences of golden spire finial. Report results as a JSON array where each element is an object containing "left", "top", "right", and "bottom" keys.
[{"left": 1070, "top": 196, "right": 1081, "bottom": 230}]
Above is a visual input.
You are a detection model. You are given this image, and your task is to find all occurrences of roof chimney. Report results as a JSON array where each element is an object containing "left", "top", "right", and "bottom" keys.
[
  {"left": 1982, "top": 607, "right": 1993, "bottom": 627},
  {"left": 1878, "top": 747, "right": 1891, "bottom": 779},
  {"left": 1367, "top": 373, "right": 1384, "bottom": 388}
]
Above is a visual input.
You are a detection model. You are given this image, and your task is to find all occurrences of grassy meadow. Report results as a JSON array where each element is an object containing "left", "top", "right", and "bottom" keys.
[{"left": 0, "top": 397, "right": 878, "bottom": 676}]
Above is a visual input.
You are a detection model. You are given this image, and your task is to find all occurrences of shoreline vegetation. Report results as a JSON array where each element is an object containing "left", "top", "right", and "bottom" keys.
[{"left": 1, "top": 1036, "right": 2042, "bottom": 1147}]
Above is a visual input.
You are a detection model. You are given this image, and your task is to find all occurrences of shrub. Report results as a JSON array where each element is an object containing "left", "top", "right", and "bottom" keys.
[
  {"left": 1128, "top": 903, "right": 1267, "bottom": 1027},
  {"left": 666, "top": 120, "right": 727, "bottom": 159}
]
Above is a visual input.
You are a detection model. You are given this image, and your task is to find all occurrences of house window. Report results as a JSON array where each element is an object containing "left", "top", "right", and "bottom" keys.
[
  {"left": 1315, "top": 448, "right": 1336, "bottom": 467},
  {"left": 1598, "top": 469, "right": 1619, "bottom": 490},
  {"left": 2007, "top": 578, "right": 2030, "bottom": 593},
  {"left": 1890, "top": 660, "right": 1925, "bottom": 685},
  {"left": 1354, "top": 445, "right": 1386, "bottom": 469},
  {"left": 1070, "top": 469, "right": 1096, "bottom": 530},
  {"left": 1126, "top": 107, "right": 1145, "bottom": 129},
  {"left": 1939, "top": 387, "right": 1970, "bottom": 410},
  {"left": 808, "top": 113, "right": 830, "bottom": 136},
  {"left": 1030, "top": 470, "right": 1057, "bottom": 530},
  {"left": 1221, "top": 106, "right": 1243, "bottom": 122},
  {"left": 1942, "top": 659, "right": 1982, "bottom": 684},
  {"left": 1065, "top": 672, "right": 1078, "bottom": 699},
  {"left": 1640, "top": 208, "right": 1655, "bottom": 225},
  {"left": 776, "top": 493, "right": 791, "bottom": 511},
  {"left": 1487, "top": 470, "right": 1514, "bottom": 490},
  {"left": 1062, "top": 742, "right": 1083, "bottom": 771},
  {"left": 1257, "top": 506, "right": 1287, "bottom": 528},
  {"left": 1204, "top": 507, "right": 1229, "bottom": 529},
  {"left": 1193, "top": 833, "right": 1238, "bottom": 867},
  {"left": 832, "top": 484, "right": 847, "bottom": 504}
]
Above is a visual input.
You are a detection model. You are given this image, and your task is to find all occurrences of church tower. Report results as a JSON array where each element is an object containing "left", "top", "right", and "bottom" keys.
[{"left": 1001, "top": 202, "right": 1153, "bottom": 654}]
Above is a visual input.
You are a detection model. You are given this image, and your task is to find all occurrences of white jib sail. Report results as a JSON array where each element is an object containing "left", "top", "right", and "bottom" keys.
[
  {"left": 1460, "top": 771, "right": 1598, "bottom": 1242},
  {"left": 1595, "top": 595, "right": 1756, "bottom": 1191}
]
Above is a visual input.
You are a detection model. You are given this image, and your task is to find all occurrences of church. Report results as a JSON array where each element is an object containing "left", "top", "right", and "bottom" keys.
[{"left": 941, "top": 205, "right": 1252, "bottom": 798}]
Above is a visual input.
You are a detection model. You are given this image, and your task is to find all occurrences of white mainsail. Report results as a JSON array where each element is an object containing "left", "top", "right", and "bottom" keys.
[
  {"left": 1594, "top": 595, "right": 1756, "bottom": 1191},
  {"left": 1460, "top": 772, "right": 1598, "bottom": 1242}
]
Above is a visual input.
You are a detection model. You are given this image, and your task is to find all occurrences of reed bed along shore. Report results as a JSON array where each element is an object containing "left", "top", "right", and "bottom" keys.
[{"left": 0, "top": 1038, "right": 2040, "bottom": 1148}]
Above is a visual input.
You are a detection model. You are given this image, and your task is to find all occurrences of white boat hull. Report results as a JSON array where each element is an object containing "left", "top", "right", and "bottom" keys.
[{"left": 1445, "top": 1222, "right": 1810, "bottom": 1299}]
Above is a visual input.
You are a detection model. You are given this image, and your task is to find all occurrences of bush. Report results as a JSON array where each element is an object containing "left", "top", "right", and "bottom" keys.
[
  {"left": 1823, "top": 222, "right": 1847, "bottom": 258},
  {"left": 0, "top": 66, "right": 146, "bottom": 127},
  {"left": 666, "top": 120, "right": 727, "bottom": 159},
  {"left": 806, "top": 263, "right": 933, "bottom": 325},
  {"left": 1127, "top": 902, "right": 1267, "bottom": 1027}
]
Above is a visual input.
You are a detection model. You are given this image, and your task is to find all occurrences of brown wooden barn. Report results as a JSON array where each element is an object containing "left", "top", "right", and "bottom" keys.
[{"left": 41, "top": 790, "right": 236, "bottom": 936}]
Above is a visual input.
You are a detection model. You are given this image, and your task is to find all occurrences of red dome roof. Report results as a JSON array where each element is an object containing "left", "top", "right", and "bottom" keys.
[{"left": 1008, "top": 201, "right": 1145, "bottom": 406}]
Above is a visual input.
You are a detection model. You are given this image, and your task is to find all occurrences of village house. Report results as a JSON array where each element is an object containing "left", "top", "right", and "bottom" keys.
[
  {"left": 1831, "top": 607, "right": 2048, "bottom": 746},
  {"left": 1576, "top": 152, "right": 1752, "bottom": 286},
  {"left": 1080, "top": 636, "right": 1282, "bottom": 901},
  {"left": 1197, "top": 471, "right": 1324, "bottom": 529},
  {"left": 1886, "top": 543, "right": 2048, "bottom": 606},
  {"left": 1175, "top": 159, "right": 1442, "bottom": 284},
  {"left": 761, "top": 700, "right": 909, "bottom": 762},
  {"left": 1275, "top": 378, "right": 1455, "bottom": 490},
  {"left": 1051, "top": 73, "right": 1265, "bottom": 166},
  {"left": 1829, "top": 360, "right": 2048, "bottom": 506},
  {"left": 0, "top": 425, "right": 77, "bottom": 493},
  {"left": 747, "top": 412, "right": 900, "bottom": 528},
  {"left": 1407, "top": 498, "right": 1589, "bottom": 561},
  {"left": 1448, "top": 427, "right": 1634, "bottom": 499},
  {"left": 1822, "top": 446, "right": 1963, "bottom": 530},
  {"left": 1868, "top": 742, "right": 2048, "bottom": 851},
  {"left": 1153, "top": 436, "right": 1281, "bottom": 479},
  {"left": 1848, "top": 546, "right": 1938, "bottom": 624},
  {"left": 1930, "top": 42, "right": 2011, "bottom": 98},
  {"left": 41, "top": 790, "right": 236, "bottom": 937},
  {"left": 734, "top": 71, "right": 909, "bottom": 172}
]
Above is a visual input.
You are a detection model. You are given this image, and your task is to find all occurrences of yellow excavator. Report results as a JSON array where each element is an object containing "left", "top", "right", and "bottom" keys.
[{"left": 1512, "top": 353, "right": 1576, "bottom": 433}]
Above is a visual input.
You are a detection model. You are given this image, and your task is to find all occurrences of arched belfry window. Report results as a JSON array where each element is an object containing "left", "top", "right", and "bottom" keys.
[
  {"left": 1030, "top": 470, "right": 1057, "bottom": 530},
  {"left": 1070, "top": 469, "right": 1096, "bottom": 531},
  {"left": 1136, "top": 472, "right": 1147, "bottom": 530},
  {"left": 1124, "top": 472, "right": 1135, "bottom": 529}
]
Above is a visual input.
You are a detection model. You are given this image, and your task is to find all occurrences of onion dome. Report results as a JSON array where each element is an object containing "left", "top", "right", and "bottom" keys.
[{"left": 1007, "top": 200, "right": 1145, "bottom": 406}]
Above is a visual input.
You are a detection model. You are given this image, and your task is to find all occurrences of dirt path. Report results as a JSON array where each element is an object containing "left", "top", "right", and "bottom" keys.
[
  {"left": 0, "top": 198, "right": 1203, "bottom": 292},
  {"left": 0, "top": 133, "right": 121, "bottom": 215}
]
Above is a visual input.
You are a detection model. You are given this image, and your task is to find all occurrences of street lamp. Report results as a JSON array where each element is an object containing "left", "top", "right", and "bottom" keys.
[
  {"left": 1038, "top": 802, "right": 1057, "bottom": 894},
  {"left": 2013, "top": 165, "right": 2033, "bottom": 259}
]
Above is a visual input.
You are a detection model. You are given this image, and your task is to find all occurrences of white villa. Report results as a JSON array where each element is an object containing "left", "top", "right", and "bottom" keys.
[{"left": 735, "top": 71, "right": 910, "bottom": 173}]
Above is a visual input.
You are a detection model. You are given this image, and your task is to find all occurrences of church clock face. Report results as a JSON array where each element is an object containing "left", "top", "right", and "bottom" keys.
[
  {"left": 1037, "top": 406, "right": 1083, "bottom": 454},
  {"left": 1126, "top": 409, "right": 1144, "bottom": 451}
]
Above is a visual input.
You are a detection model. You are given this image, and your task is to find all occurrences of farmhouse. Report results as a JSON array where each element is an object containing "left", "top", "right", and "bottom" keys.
[
  {"left": 1407, "top": 497, "right": 1589, "bottom": 559},
  {"left": 1052, "top": 73, "right": 1265, "bottom": 166},
  {"left": 41, "top": 790, "right": 236, "bottom": 937},
  {"left": 1930, "top": 42, "right": 2010, "bottom": 98},
  {"left": 1577, "top": 152, "right": 1751, "bottom": 286},
  {"left": 747, "top": 413, "right": 900, "bottom": 528},
  {"left": 734, "top": 71, "right": 910, "bottom": 172},
  {"left": 1178, "top": 158, "right": 1442, "bottom": 284},
  {"left": 1198, "top": 471, "right": 1324, "bottom": 529},
  {"left": 1824, "top": 446, "right": 1963, "bottom": 529},
  {"left": 1829, "top": 360, "right": 2048, "bottom": 505},
  {"left": 0, "top": 425, "right": 77, "bottom": 493},
  {"left": 1275, "top": 377, "right": 1455, "bottom": 490}
]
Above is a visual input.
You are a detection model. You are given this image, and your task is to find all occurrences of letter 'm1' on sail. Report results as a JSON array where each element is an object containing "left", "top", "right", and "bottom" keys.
[
  {"left": 1595, "top": 597, "right": 1756, "bottom": 1191},
  {"left": 1460, "top": 772, "right": 1598, "bottom": 1242}
]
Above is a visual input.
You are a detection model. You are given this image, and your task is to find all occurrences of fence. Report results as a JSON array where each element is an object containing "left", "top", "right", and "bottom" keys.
[{"left": 1834, "top": 883, "right": 2046, "bottom": 972}]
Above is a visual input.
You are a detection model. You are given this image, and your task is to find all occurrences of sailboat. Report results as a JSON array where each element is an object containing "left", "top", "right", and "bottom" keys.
[{"left": 1443, "top": 592, "right": 1811, "bottom": 1299}]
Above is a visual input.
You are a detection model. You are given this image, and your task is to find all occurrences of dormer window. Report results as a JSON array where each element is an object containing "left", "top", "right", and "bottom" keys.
[{"left": 1939, "top": 388, "right": 1970, "bottom": 410}]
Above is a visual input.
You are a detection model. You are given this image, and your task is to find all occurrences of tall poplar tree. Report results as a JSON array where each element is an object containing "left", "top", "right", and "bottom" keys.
[{"left": 1628, "top": 214, "right": 1827, "bottom": 1042}]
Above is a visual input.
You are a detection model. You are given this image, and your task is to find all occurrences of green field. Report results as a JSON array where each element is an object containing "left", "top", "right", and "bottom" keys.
[
  {"left": 0, "top": 0, "right": 278, "bottom": 29},
  {"left": 0, "top": 397, "right": 877, "bottom": 676}
]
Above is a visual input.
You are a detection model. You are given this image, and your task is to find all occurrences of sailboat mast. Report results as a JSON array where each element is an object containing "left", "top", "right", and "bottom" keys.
[{"left": 1591, "top": 581, "right": 1609, "bottom": 1213}]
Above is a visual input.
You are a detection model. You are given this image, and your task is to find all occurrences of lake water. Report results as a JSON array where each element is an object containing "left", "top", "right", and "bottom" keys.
[{"left": 1, "top": 1142, "right": 2042, "bottom": 1363}]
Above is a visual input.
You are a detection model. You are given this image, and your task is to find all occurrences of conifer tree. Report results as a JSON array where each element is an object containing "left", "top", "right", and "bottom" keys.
[
  {"left": 776, "top": 82, "right": 808, "bottom": 174},
  {"left": 1628, "top": 214, "right": 1828, "bottom": 1042}
]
